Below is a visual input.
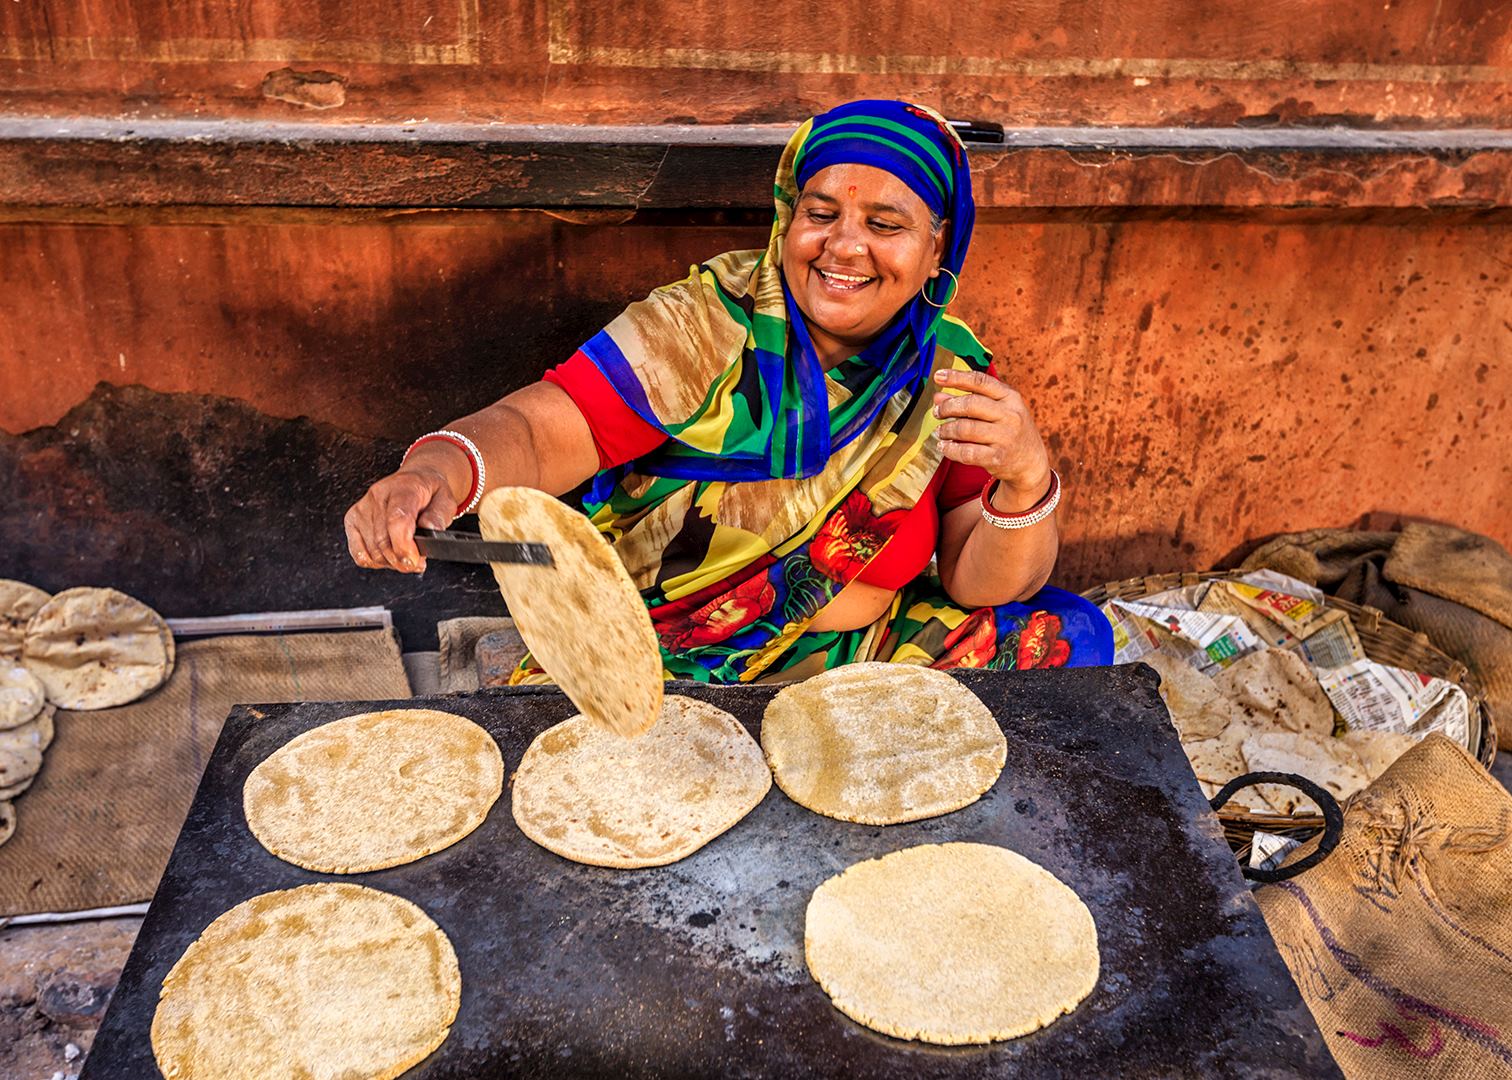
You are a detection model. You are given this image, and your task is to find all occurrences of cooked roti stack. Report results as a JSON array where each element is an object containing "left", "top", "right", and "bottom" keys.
[
  {"left": 1147, "top": 642, "right": 1413, "bottom": 814},
  {"left": 0, "top": 581, "right": 176, "bottom": 848}
]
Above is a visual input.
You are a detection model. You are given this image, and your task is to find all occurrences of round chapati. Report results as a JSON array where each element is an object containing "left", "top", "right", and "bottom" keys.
[
  {"left": 0, "top": 662, "right": 46, "bottom": 730},
  {"left": 0, "top": 580, "right": 50, "bottom": 659},
  {"left": 0, "top": 703, "right": 54, "bottom": 758},
  {"left": 805, "top": 842, "right": 1099, "bottom": 1045},
  {"left": 512, "top": 695, "right": 770, "bottom": 868},
  {"left": 761, "top": 663, "right": 1005, "bottom": 826},
  {"left": 478, "top": 487, "right": 662, "bottom": 738},
  {"left": 20, "top": 587, "right": 174, "bottom": 709},
  {"left": 151, "top": 883, "right": 460, "bottom": 1080},
  {"left": 1242, "top": 731, "right": 1369, "bottom": 814},
  {"left": 244, "top": 709, "right": 503, "bottom": 874},
  {"left": 1214, "top": 647, "right": 1334, "bottom": 737},
  {"left": 0, "top": 800, "right": 14, "bottom": 847},
  {"left": 1340, "top": 727, "right": 1419, "bottom": 782}
]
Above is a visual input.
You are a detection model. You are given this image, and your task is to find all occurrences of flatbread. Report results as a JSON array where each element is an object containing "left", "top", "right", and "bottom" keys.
[
  {"left": 1340, "top": 727, "right": 1419, "bottom": 782},
  {"left": 20, "top": 587, "right": 174, "bottom": 709},
  {"left": 805, "top": 842, "right": 1099, "bottom": 1045},
  {"left": 1241, "top": 731, "right": 1369, "bottom": 814},
  {"left": 0, "top": 800, "right": 14, "bottom": 848},
  {"left": 761, "top": 663, "right": 1005, "bottom": 825},
  {"left": 512, "top": 695, "right": 770, "bottom": 868},
  {"left": 1141, "top": 650, "right": 1239, "bottom": 742},
  {"left": 244, "top": 709, "right": 503, "bottom": 874},
  {"left": 151, "top": 883, "right": 460, "bottom": 1080},
  {"left": 0, "top": 662, "right": 46, "bottom": 730},
  {"left": 0, "top": 744, "right": 42, "bottom": 790},
  {"left": 0, "top": 703, "right": 54, "bottom": 757},
  {"left": 0, "top": 706, "right": 53, "bottom": 800},
  {"left": 478, "top": 487, "right": 662, "bottom": 738},
  {"left": 0, "top": 580, "right": 50, "bottom": 659},
  {"left": 1213, "top": 647, "right": 1335, "bottom": 737}
]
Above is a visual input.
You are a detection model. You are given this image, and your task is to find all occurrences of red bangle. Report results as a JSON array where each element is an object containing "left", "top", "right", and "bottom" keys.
[
  {"left": 402, "top": 431, "right": 485, "bottom": 515},
  {"left": 979, "top": 470, "right": 1061, "bottom": 530}
]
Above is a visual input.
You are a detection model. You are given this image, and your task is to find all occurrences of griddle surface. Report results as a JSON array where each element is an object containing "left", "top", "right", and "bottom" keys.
[{"left": 85, "top": 665, "right": 1338, "bottom": 1078}]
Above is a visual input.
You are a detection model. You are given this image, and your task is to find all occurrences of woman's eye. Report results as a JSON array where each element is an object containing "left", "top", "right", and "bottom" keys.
[{"left": 870, "top": 221, "right": 902, "bottom": 233}]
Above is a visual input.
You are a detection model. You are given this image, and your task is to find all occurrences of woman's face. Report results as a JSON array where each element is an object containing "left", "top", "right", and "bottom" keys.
[{"left": 782, "top": 163, "right": 947, "bottom": 360}]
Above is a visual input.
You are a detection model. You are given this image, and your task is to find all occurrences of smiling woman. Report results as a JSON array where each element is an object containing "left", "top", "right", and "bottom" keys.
[{"left": 344, "top": 99, "right": 1112, "bottom": 682}]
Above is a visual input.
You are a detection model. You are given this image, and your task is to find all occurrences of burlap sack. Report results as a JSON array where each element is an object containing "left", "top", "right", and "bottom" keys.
[
  {"left": 1243, "top": 524, "right": 1512, "bottom": 750},
  {"left": 1255, "top": 735, "right": 1512, "bottom": 1078}
]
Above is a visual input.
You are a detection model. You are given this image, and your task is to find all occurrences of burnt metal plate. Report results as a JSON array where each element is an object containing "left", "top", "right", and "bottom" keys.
[{"left": 84, "top": 665, "right": 1339, "bottom": 1078}]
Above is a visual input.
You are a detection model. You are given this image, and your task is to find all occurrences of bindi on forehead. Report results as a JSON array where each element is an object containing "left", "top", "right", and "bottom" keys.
[{"left": 847, "top": 185, "right": 857, "bottom": 197}]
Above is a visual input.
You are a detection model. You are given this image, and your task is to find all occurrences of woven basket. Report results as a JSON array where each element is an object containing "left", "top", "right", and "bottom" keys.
[{"left": 1083, "top": 569, "right": 1498, "bottom": 851}]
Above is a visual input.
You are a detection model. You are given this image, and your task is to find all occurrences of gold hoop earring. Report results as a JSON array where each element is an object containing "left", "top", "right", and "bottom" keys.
[{"left": 922, "top": 267, "right": 958, "bottom": 309}]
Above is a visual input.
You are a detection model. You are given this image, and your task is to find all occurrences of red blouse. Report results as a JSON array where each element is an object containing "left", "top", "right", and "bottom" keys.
[{"left": 544, "top": 351, "right": 988, "bottom": 590}]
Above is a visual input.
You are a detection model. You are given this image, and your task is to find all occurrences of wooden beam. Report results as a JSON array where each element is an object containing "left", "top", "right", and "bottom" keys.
[{"left": 2, "top": 118, "right": 1510, "bottom": 213}]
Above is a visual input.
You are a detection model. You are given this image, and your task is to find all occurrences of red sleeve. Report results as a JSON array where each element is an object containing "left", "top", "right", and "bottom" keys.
[
  {"left": 543, "top": 350, "right": 668, "bottom": 470},
  {"left": 937, "top": 459, "right": 991, "bottom": 510}
]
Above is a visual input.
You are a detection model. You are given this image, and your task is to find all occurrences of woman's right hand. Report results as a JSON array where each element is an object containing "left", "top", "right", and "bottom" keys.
[{"left": 343, "top": 460, "right": 461, "bottom": 574}]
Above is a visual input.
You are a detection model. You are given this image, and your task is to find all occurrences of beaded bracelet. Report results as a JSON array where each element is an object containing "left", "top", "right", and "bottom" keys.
[
  {"left": 979, "top": 470, "right": 1061, "bottom": 530},
  {"left": 402, "top": 430, "right": 487, "bottom": 516}
]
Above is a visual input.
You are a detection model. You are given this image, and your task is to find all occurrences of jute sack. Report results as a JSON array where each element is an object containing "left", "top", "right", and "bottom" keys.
[{"left": 1254, "top": 735, "right": 1512, "bottom": 1078}]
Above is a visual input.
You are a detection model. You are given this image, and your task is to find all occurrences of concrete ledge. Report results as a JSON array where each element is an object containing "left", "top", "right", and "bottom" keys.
[{"left": 2, "top": 118, "right": 1510, "bottom": 213}]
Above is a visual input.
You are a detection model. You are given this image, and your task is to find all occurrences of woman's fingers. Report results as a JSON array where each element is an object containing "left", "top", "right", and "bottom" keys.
[
  {"left": 385, "top": 503, "right": 424, "bottom": 572},
  {"left": 938, "top": 437, "right": 995, "bottom": 467},
  {"left": 343, "top": 471, "right": 445, "bottom": 573},
  {"left": 936, "top": 416, "right": 1009, "bottom": 445},
  {"left": 932, "top": 367, "right": 1010, "bottom": 399}
]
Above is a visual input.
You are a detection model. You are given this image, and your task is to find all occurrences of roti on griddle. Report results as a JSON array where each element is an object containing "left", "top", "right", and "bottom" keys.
[
  {"left": 478, "top": 486, "right": 662, "bottom": 738},
  {"left": 0, "top": 580, "right": 50, "bottom": 659},
  {"left": 511, "top": 695, "right": 770, "bottom": 868},
  {"left": 20, "top": 587, "right": 174, "bottom": 709},
  {"left": 244, "top": 709, "right": 503, "bottom": 874},
  {"left": 151, "top": 883, "right": 460, "bottom": 1080},
  {"left": 0, "top": 662, "right": 46, "bottom": 730},
  {"left": 761, "top": 663, "right": 1005, "bottom": 826},
  {"left": 805, "top": 842, "right": 1099, "bottom": 1045}
]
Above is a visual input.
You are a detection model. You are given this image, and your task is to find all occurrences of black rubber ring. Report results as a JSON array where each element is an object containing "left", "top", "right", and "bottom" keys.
[{"left": 1209, "top": 770, "right": 1346, "bottom": 883}]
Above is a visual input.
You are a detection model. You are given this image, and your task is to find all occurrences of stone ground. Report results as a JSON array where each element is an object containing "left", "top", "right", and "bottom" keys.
[{"left": 3, "top": 753, "right": 1508, "bottom": 1077}]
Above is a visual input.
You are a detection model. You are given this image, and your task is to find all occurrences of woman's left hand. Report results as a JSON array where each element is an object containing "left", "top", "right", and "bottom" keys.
[{"left": 932, "top": 368, "right": 1053, "bottom": 504}]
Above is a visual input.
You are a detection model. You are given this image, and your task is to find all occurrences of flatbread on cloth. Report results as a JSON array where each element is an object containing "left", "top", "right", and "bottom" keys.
[
  {"left": 0, "top": 662, "right": 46, "bottom": 730},
  {"left": 761, "top": 663, "right": 1005, "bottom": 825},
  {"left": 20, "top": 587, "right": 174, "bottom": 709},
  {"left": 1242, "top": 731, "right": 1369, "bottom": 814},
  {"left": 151, "top": 883, "right": 460, "bottom": 1080},
  {"left": 479, "top": 486, "right": 663, "bottom": 738},
  {"left": 1213, "top": 647, "right": 1335, "bottom": 737},
  {"left": 805, "top": 842, "right": 1099, "bottom": 1045},
  {"left": 511, "top": 695, "right": 770, "bottom": 868},
  {"left": 244, "top": 709, "right": 503, "bottom": 874},
  {"left": 0, "top": 580, "right": 50, "bottom": 659},
  {"left": 0, "top": 800, "right": 14, "bottom": 848}
]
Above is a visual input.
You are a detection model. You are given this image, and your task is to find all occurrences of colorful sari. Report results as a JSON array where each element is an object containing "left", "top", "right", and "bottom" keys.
[{"left": 513, "top": 100, "right": 1111, "bottom": 685}]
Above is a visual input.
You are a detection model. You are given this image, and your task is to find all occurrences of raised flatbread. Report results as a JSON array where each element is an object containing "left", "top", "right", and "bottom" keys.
[
  {"left": 761, "top": 663, "right": 1005, "bottom": 826},
  {"left": 0, "top": 580, "right": 50, "bottom": 659},
  {"left": 805, "top": 842, "right": 1099, "bottom": 1045},
  {"left": 0, "top": 662, "right": 46, "bottom": 730},
  {"left": 1214, "top": 647, "right": 1334, "bottom": 737},
  {"left": 20, "top": 587, "right": 174, "bottom": 709},
  {"left": 478, "top": 487, "right": 662, "bottom": 738},
  {"left": 1141, "top": 650, "right": 1239, "bottom": 742},
  {"left": 1242, "top": 731, "right": 1369, "bottom": 814},
  {"left": 1340, "top": 727, "right": 1419, "bottom": 782},
  {"left": 512, "top": 695, "right": 770, "bottom": 868},
  {"left": 244, "top": 709, "right": 503, "bottom": 874},
  {"left": 0, "top": 800, "right": 14, "bottom": 848},
  {"left": 151, "top": 883, "right": 460, "bottom": 1080}
]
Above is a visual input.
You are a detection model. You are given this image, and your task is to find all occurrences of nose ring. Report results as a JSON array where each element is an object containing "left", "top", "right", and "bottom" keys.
[{"left": 854, "top": 244, "right": 865, "bottom": 254}]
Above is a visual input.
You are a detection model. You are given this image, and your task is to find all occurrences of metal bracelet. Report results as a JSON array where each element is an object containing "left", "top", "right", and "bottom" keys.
[
  {"left": 403, "top": 429, "right": 487, "bottom": 515},
  {"left": 980, "top": 469, "right": 1060, "bottom": 530}
]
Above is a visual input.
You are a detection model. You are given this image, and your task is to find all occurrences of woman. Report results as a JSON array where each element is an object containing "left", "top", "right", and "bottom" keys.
[{"left": 345, "top": 100, "right": 1112, "bottom": 683}]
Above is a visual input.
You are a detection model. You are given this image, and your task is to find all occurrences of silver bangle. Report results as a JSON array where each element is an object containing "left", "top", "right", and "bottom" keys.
[
  {"left": 980, "top": 470, "right": 1060, "bottom": 530},
  {"left": 403, "top": 429, "right": 487, "bottom": 515}
]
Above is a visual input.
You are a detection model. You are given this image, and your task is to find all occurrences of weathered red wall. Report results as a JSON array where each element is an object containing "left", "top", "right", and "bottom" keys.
[
  {"left": 2, "top": 0, "right": 1508, "bottom": 126},
  {"left": 3, "top": 213, "right": 1507, "bottom": 589}
]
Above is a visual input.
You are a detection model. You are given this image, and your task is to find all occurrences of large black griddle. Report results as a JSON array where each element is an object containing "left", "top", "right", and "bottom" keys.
[{"left": 84, "top": 666, "right": 1339, "bottom": 1078}]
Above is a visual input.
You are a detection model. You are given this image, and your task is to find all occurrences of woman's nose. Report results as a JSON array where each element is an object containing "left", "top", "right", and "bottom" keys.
[{"left": 824, "top": 216, "right": 867, "bottom": 260}]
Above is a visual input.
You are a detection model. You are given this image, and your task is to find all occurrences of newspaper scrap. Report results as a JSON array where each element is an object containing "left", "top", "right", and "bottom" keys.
[
  {"left": 1105, "top": 569, "right": 1474, "bottom": 817},
  {"left": 1250, "top": 830, "right": 1303, "bottom": 872}
]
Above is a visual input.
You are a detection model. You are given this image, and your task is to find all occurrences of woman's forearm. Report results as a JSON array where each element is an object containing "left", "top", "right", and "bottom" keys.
[{"left": 937, "top": 474, "right": 1059, "bottom": 608}]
